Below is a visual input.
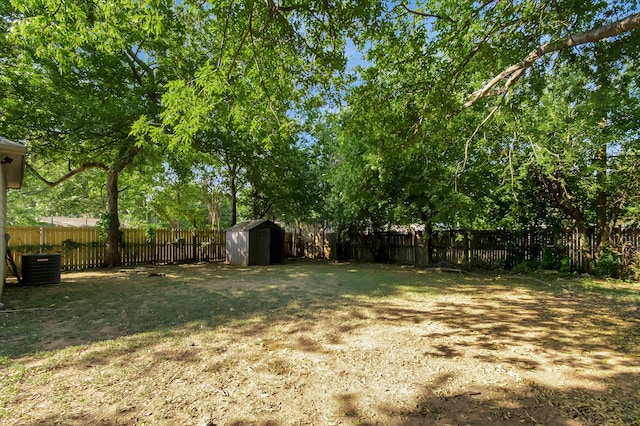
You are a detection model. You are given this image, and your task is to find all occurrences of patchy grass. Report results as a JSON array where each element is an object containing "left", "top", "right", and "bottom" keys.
[{"left": 1, "top": 261, "right": 639, "bottom": 425}]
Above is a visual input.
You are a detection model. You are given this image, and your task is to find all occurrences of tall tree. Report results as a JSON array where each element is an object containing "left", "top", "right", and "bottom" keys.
[
  {"left": 326, "top": 0, "right": 640, "bottom": 267},
  {"left": 133, "top": 0, "right": 378, "bottom": 225},
  {"left": 244, "top": 137, "right": 324, "bottom": 223},
  {"left": 492, "top": 34, "right": 640, "bottom": 267},
  {"left": 326, "top": 3, "right": 502, "bottom": 235},
  {"left": 0, "top": 0, "right": 200, "bottom": 265}
]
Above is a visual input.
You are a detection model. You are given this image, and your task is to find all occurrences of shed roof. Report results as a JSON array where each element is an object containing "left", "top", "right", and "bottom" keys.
[
  {"left": 227, "top": 219, "right": 280, "bottom": 232},
  {"left": 0, "top": 136, "right": 27, "bottom": 189}
]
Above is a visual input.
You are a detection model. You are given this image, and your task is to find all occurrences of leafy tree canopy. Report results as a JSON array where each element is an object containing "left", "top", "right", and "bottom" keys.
[{"left": 2, "top": 0, "right": 640, "bottom": 269}]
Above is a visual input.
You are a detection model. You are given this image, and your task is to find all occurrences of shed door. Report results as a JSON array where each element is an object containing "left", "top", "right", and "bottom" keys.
[{"left": 256, "top": 228, "right": 270, "bottom": 265}]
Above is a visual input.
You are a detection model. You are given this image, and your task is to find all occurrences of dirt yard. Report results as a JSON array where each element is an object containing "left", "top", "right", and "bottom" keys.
[{"left": 1, "top": 261, "right": 639, "bottom": 425}]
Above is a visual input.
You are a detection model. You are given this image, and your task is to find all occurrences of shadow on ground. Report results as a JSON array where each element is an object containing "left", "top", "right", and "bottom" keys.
[
  {"left": 1, "top": 261, "right": 441, "bottom": 358},
  {"left": 1, "top": 260, "right": 638, "bottom": 425}
]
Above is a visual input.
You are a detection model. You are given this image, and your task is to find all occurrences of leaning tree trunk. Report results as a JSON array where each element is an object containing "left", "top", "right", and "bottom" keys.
[{"left": 104, "top": 171, "right": 122, "bottom": 268}]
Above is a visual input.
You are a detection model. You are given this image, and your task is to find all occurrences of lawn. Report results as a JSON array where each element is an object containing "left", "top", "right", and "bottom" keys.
[{"left": 1, "top": 260, "right": 639, "bottom": 425}]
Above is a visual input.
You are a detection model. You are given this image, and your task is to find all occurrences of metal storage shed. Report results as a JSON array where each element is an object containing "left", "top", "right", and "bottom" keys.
[{"left": 226, "top": 219, "right": 285, "bottom": 266}]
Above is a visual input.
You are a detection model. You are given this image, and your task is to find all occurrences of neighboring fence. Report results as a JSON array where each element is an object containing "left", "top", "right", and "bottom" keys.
[
  {"left": 6, "top": 226, "right": 226, "bottom": 272},
  {"left": 7, "top": 225, "right": 640, "bottom": 275},
  {"left": 341, "top": 229, "right": 589, "bottom": 269},
  {"left": 419, "top": 229, "right": 589, "bottom": 270},
  {"left": 292, "top": 228, "right": 640, "bottom": 273},
  {"left": 285, "top": 223, "right": 334, "bottom": 259}
]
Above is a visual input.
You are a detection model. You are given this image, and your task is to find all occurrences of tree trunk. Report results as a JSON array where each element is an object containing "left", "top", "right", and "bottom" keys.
[
  {"left": 104, "top": 171, "right": 122, "bottom": 267},
  {"left": 576, "top": 222, "right": 592, "bottom": 274},
  {"left": 594, "top": 146, "right": 609, "bottom": 259},
  {"left": 425, "top": 222, "right": 434, "bottom": 265},
  {"left": 251, "top": 188, "right": 260, "bottom": 219},
  {"left": 420, "top": 210, "right": 435, "bottom": 265},
  {"left": 208, "top": 186, "right": 220, "bottom": 231},
  {"left": 229, "top": 166, "right": 237, "bottom": 226}
]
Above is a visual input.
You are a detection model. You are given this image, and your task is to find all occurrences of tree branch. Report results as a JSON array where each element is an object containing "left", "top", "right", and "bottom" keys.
[
  {"left": 538, "top": 171, "right": 586, "bottom": 227},
  {"left": 400, "top": 3, "right": 456, "bottom": 23},
  {"left": 226, "top": 9, "right": 253, "bottom": 81},
  {"left": 27, "top": 162, "right": 107, "bottom": 187},
  {"left": 268, "top": 1, "right": 317, "bottom": 15},
  {"left": 451, "top": 18, "right": 521, "bottom": 82},
  {"left": 125, "top": 48, "right": 155, "bottom": 84},
  {"left": 465, "top": 12, "right": 640, "bottom": 107},
  {"left": 218, "top": 0, "right": 235, "bottom": 70},
  {"left": 455, "top": 98, "right": 503, "bottom": 186},
  {"left": 124, "top": 48, "right": 161, "bottom": 107},
  {"left": 115, "top": 144, "right": 141, "bottom": 173}
]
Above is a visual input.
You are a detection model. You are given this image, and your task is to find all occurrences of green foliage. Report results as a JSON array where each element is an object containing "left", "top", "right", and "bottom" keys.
[
  {"left": 510, "top": 260, "right": 540, "bottom": 274},
  {"left": 127, "top": 0, "right": 376, "bottom": 226},
  {"left": 324, "top": 0, "right": 640, "bottom": 233},
  {"left": 592, "top": 248, "right": 622, "bottom": 279},
  {"left": 541, "top": 248, "right": 561, "bottom": 270},
  {"left": 559, "top": 258, "right": 572, "bottom": 274},
  {"left": 3, "top": 0, "right": 640, "bottom": 251},
  {"left": 7, "top": 167, "right": 106, "bottom": 225},
  {"left": 10, "top": 244, "right": 55, "bottom": 253},
  {"left": 61, "top": 239, "right": 84, "bottom": 251},
  {"left": 96, "top": 212, "right": 114, "bottom": 242},
  {"left": 144, "top": 226, "right": 155, "bottom": 244},
  {"left": 0, "top": 0, "right": 189, "bottom": 264}
]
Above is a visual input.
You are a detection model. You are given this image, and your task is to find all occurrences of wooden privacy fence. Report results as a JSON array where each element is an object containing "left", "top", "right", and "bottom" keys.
[
  {"left": 6, "top": 226, "right": 226, "bottom": 272},
  {"left": 341, "top": 229, "right": 592, "bottom": 270},
  {"left": 7, "top": 225, "right": 640, "bottom": 274},
  {"left": 285, "top": 223, "right": 334, "bottom": 259},
  {"left": 292, "top": 228, "right": 640, "bottom": 272},
  {"left": 416, "top": 230, "right": 589, "bottom": 270}
]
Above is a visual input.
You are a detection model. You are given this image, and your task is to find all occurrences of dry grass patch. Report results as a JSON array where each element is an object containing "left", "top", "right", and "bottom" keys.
[{"left": 1, "top": 261, "right": 639, "bottom": 425}]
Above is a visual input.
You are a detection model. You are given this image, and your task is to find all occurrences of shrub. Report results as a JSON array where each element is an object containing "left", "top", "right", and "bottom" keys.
[
  {"left": 629, "top": 253, "right": 640, "bottom": 281},
  {"left": 559, "top": 257, "right": 572, "bottom": 273},
  {"left": 511, "top": 259, "right": 540, "bottom": 274},
  {"left": 541, "top": 248, "right": 559, "bottom": 270},
  {"left": 591, "top": 247, "right": 621, "bottom": 279}
]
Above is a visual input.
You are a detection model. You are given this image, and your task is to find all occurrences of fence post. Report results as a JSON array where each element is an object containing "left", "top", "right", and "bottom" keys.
[
  {"left": 192, "top": 229, "right": 198, "bottom": 263},
  {"left": 464, "top": 232, "right": 470, "bottom": 265},
  {"left": 39, "top": 226, "right": 44, "bottom": 253},
  {"left": 425, "top": 224, "right": 433, "bottom": 265}
]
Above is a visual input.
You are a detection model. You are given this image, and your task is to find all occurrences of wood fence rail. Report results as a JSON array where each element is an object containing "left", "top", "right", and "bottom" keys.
[
  {"left": 6, "top": 226, "right": 640, "bottom": 275},
  {"left": 290, "top": 228, "right": 640, "bottom": 273},
  {"left": 6, "top": 227, "right": 226, "bottom": 272},
  {"left": 338, "top": 229, "right": 591, "bottom": 270}
]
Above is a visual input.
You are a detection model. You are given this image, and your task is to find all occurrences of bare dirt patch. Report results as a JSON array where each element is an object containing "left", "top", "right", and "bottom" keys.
[{"left": 1, "top": 261, "right": 639, "bottom": 425}]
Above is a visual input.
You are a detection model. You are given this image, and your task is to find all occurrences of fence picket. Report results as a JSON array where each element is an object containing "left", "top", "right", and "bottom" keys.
[
  {"left": 6, "top": 226, "right": 640, "bottom": 275},
  {"left": 6, "top": 227, "right": 226, "bottom": 273}
]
